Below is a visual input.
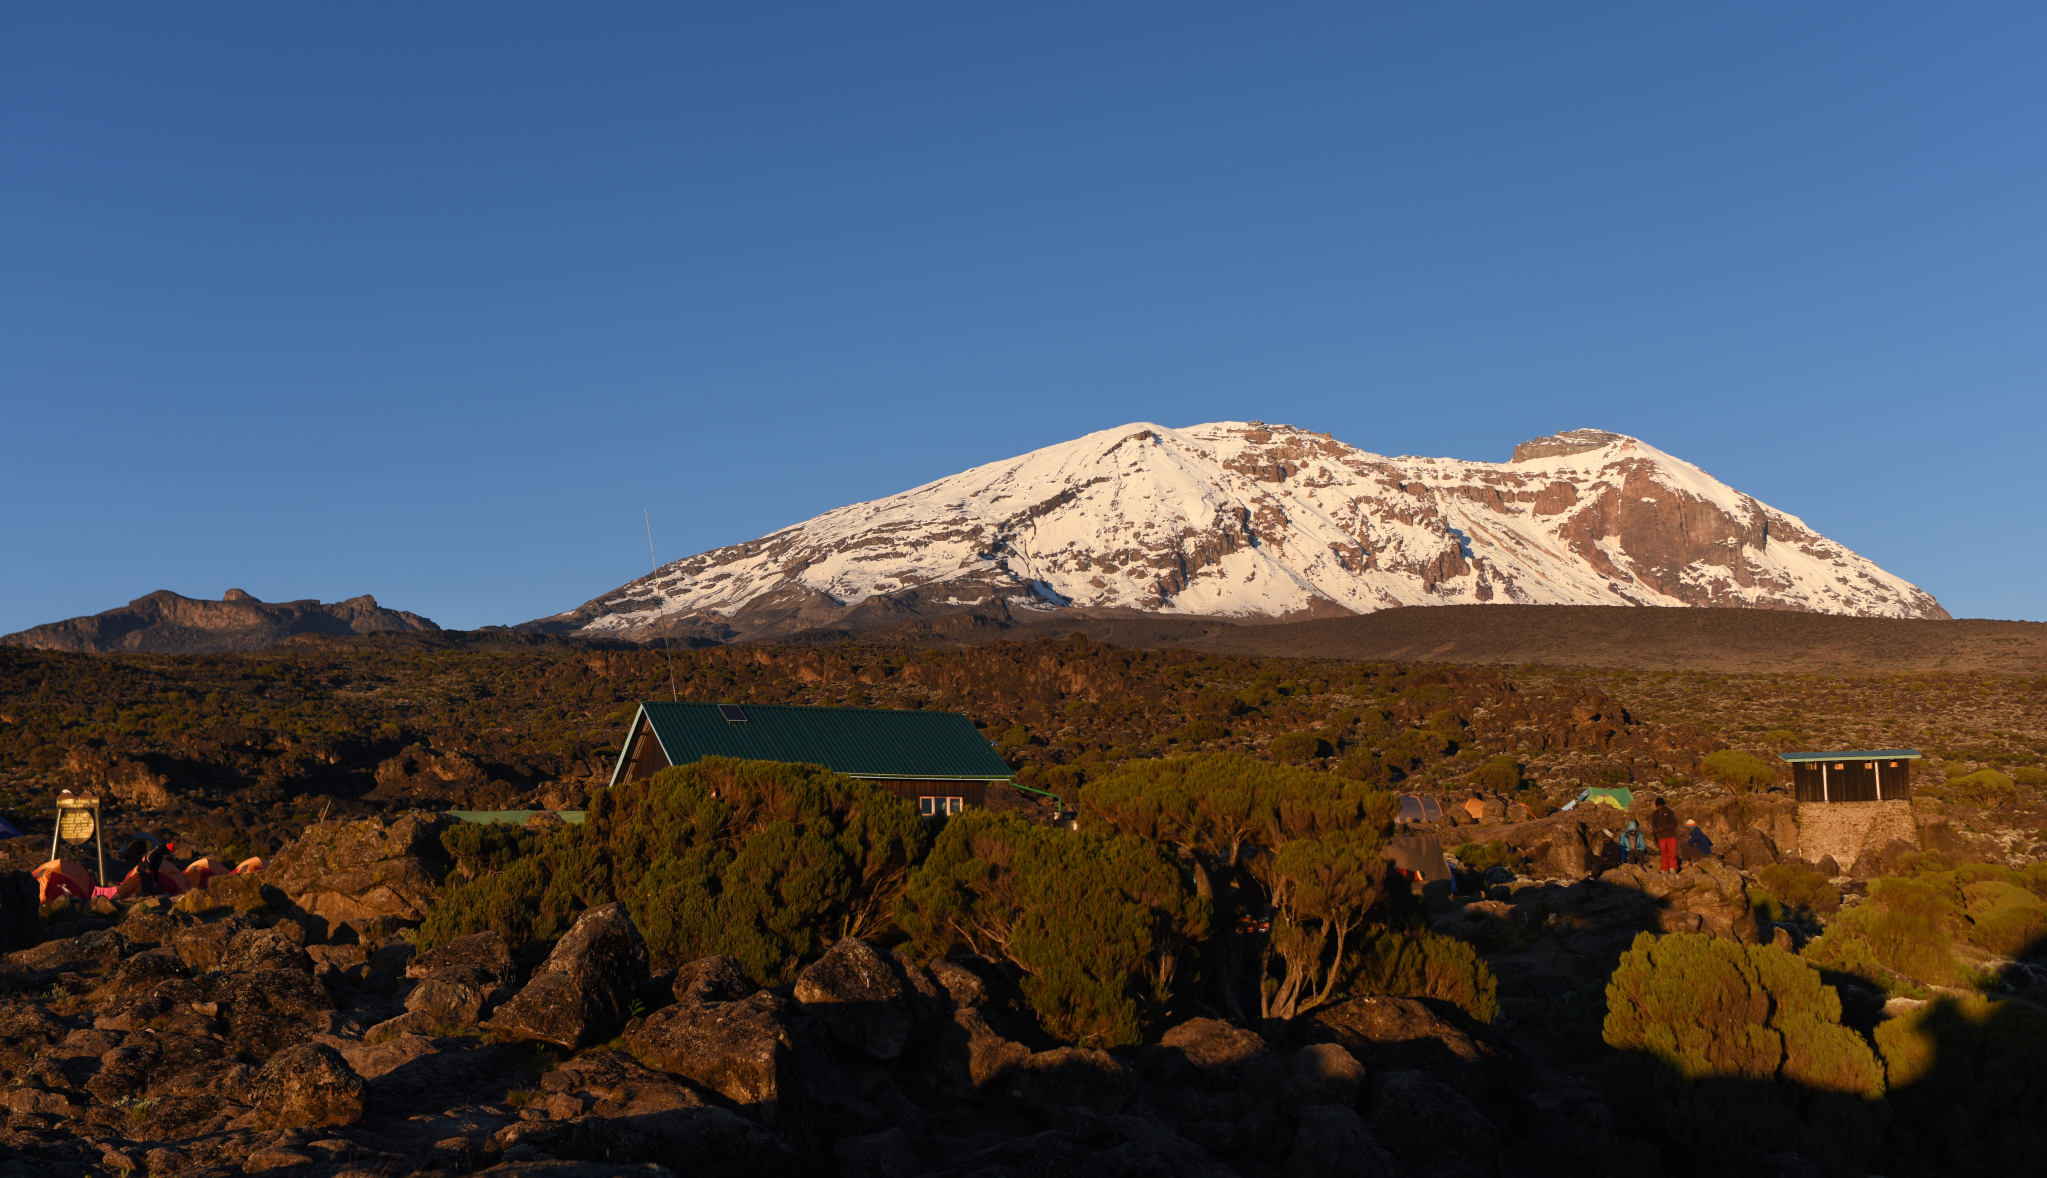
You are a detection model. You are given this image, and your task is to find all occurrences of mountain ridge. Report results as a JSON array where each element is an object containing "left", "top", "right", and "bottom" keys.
[
  {"left": 529, "top": 421, "right": 1946, "bottom": 643},
  {"left": 1, "top": 589, "right": 441, "bottom": 654}
]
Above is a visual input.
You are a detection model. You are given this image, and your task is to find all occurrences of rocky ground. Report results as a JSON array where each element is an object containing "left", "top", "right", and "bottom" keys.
[{"left": 0, "top": 811, "right": 1590, "bottom": 1178}]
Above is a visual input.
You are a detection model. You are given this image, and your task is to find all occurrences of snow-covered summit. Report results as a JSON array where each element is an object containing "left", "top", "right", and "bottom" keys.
[{"left": 532, "top": 422, "right": 1946, "bottom": 641}]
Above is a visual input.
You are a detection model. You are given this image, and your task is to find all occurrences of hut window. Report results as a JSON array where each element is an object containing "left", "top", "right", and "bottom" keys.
[
  {"left": 1834, "top": 763, "right": 1846, "bottom": 771},
  {"left": 918, "top": 796, "right": 965, "bottom": 817},
  {"left": 1864, "top": 762, "right": 1874, "bottom": 770}
]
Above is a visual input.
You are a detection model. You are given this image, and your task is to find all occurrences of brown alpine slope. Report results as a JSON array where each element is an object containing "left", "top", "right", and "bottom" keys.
[
  {"left": 1, "top": 589, "right": 439, "bottom": 654},
  {"left": 782, "top": 604, "right": 2047, "bottom": 675}
]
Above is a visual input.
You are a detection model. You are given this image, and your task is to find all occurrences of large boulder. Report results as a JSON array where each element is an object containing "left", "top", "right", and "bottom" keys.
[
  {"left": 1366, "top": 1070, "right": 1496, "bottom": 1178},
  {"left": 488, "top": 903, "right": 649, "bottom": 1048},
  {"left": 626, "top": 991, "right": 799, "bottom": 1124},
  {"left": 908, "top": 1006, "right": 1031, "bottom": 1103},
  {"left": 248, "top": 1042, "right": 369, "bottom": 1128},
  {"left": 6, "top": 927, "right": 128, "bottom": 977},
  {"left": 1008, "top": 1047, "right": 1140, "bottom": 1121},
  {"left": 672, "top": 955, "right": 757, "bottom": 1004},
  {"left": 1281, "top": 1043, "right": 1366, "bottom": 1113},
  {"left": 405, "top": 965, "right": 513, "bottom": 1027},
  {"left": 1135, "top": 1017, "right": 1285, "bottom": 1147},
  {"left": 407, "top": 929, "right": 517, "bottom": 984},
  {"left": 1297, "top": 997, "right": 1510, "bottom": 1114},
  {"left": 1599, "top": 860, "right": 1759, "bottom": 943},
  {"left": 793, "top": 937, "right": 919, "bottom": 1061},
  {"left": 267, "top": 811, "right": 452, "bottom": 924},
  {"left": 220, "top": 926, "right": 314, "bottom": 974},
  {"left": 1289, "top": 1104, "right": 1405, "bottom": 1178}
]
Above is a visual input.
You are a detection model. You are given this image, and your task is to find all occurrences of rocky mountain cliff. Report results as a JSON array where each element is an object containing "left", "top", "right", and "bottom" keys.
[
  {"left": 531, "top": 422, "right": 1946, "bottom": 643},
  {"left": 2, "top": 589, "right": 440, "bottom": 654}
]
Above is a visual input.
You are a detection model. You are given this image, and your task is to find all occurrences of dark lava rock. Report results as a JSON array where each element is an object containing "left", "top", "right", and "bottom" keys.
[
  {"left": 407, "top": 928, "right": 517, "bottom": 984},
  {"left": 1289, "top": 1104, "right": 1405, "bottom": 1178},
  {"left": 793, "top": 937, "right": 917, "bottom": 1061},
  {"left": 673, "top": 954, "right": 758, "bottom": 1005},
  {"left": 248, "top": 1042, "right": 369, "bottom": 1128},
  {"left": 1281, "top": 1042, "right": 1366, "bottom": 1113},
  {"left": 1136, "top": 1017, "right": 1285, "bottom": 1128},
  {"left": 1368, "top": 1069, "right": 1497, "bottom": 1178},
  {"left": 1008, "top": 1046, "right": 1139, "bottom": 1121},
  {"left": 220, "top": 926, "right": 315, "bottom": 974},
  {"left": 909, "top": 1006, "right": 1031, "bottom": 1103},
  {"left": 488, "top": 901, "right": 648, "bottom": 1048},
  {"left": 626, "top": 991, "right": 797, "bottom": 1123}
]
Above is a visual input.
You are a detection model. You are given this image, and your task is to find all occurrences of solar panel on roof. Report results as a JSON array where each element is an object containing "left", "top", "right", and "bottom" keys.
[{"left": 718, "top": 704, "right": 749, "bottom": 723}]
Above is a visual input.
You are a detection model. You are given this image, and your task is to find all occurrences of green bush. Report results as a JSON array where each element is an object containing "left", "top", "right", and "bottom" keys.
[
  {"left": 1604, "top": 932, "right": 1887, "bottom": 1177},
  {"left": 1699, "top": 749, "right": 1777, "bottom": 792},
  {"left": 1466, "top": 754, "right": 1520, "bottom": 792},
  {"left": 896, "top": 809, "right": 1208, "bottom": 1047},
  {"left": 420, "top": 757, "right": 930, "bottom": 982},
  {"left": 1947, "top": 769, "right": 2017, "bottom": 807},
  {"left": 1349, "top": 928, "right": 1499, "bottom": 1024},
  {"left": 1454, "top": 839, "right": 1528, "bottom": 878},
  {"left": 1875, "top": 996, "right": 2047, "bottom": 1175},
  {"left": 2012, "top": 766, "right": 2047, "bottom": 789},
  {"left": 1755, "top": 862, "right": 1841, "bottom": 922},
  {"left": 1803, "top": 874, "right": 1992, "bottom": 991},
  {"left": 441, "top": 822, "right": 541, "bottom": 877},
  {"left": 1268, "top": 731, "right": 1334, "bottom": 763}
]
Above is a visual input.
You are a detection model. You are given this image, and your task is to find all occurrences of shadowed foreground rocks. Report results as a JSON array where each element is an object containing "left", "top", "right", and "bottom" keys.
[{"left": 0, "top": 814, "right": 1593, "bottom": 1178}]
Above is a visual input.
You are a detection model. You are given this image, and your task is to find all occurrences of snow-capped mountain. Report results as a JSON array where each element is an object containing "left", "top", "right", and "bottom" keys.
[{"left": 531, "top": 423, "right": 1947, "bottom": 641}]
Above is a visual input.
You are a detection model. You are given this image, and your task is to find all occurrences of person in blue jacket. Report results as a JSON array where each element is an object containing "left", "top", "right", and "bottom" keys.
[
  {"left": 1622, "top": 819, "right": 1646, "bottom": 866},
  {"left": 1684, "top": 818, "right": 1714, "bottom": 858}
]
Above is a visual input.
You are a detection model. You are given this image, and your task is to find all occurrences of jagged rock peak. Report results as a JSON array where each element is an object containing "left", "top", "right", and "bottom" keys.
[
  {"left": 528, "top": 420, "right": 1947, "bottom": 644},
  {"left": 1510, "top": 429, "right": 1629, "bottom": 463}
]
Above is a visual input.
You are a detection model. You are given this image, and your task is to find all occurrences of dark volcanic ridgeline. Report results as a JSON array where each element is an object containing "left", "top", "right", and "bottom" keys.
[
  {"left": 1, "top": 589, "right": 440, "bottom": 654},
  {"left": 781, "top": 603, "right": 2047, "bottom": 676}
]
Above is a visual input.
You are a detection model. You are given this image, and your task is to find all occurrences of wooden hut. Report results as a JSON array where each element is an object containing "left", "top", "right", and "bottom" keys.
[
  {"left": 609, "top": 701, "right": 1020, "bottom": 817},
  {"left": 1780, "top": 749, "right": 1920, "bottom": 803}
]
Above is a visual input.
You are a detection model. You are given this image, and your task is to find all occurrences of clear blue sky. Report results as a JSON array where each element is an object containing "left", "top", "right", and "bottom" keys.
[{"left": 4, "top": 4, "right": 2042, "bottom": 633}]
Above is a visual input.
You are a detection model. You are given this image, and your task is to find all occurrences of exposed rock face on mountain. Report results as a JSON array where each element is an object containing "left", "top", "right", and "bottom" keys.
[
  {"left": 2, "top": 589, "right": 439, "bottom": 654},
  {"left": 530, "top": 422, "right": 1946, "bottom": 643}
]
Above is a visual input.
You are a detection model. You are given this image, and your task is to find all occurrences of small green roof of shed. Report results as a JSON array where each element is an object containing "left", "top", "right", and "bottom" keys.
[
  {"left": 1779, "top": 749, "right": 1922, "bottom": 763},
  {"left": 615, "top": 702, "right": 1014, "bottom": 784}
]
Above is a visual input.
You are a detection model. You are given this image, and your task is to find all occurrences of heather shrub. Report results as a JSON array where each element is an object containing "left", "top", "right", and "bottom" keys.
[
  {"left": 1699, "top": 749, "right": 1777, "bottom": 792},
  {"left": 2013, "top": 766, "right": 2047, "bottom": 789},
  {"left": 441, "top": 822, "right": 540, "bottom": 877},
  {"left": 1755, "top": 862, "right": 1841, "bottom": 923},
  {"left": 896, "top": 809, "right": 1208, "bottom": 1047},
  {"left": 1268, "top": 731, "right": 1334, "bottom": 763},
  {"left": 1803, "top": 874, "right": 1991, "bottom": 991},
  {"left": 420, "top": 757, "right": 930, "bottom": 982},
  {"left": 1875, "top": 996, "right": 2047, "bottom": 1175},
  {"left": 1466, "top": 754, "right": 1521, "bottom": 792},
  {"left": 1454, "top": 839, "right": 1528, "bottom": 878},
  {"left": 1947, "top": 768, "right": 2017, "bottom": 807},
  {"left": 1604, "top": 932, "right": 1887, "bottom": 1177},
  {"left": 1348, "top": 928, "right": 1499, "bottom": 1024}
]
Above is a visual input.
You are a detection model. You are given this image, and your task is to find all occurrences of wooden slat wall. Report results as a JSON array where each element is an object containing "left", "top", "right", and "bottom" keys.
[{"left": 1792, "top": 759, "right": 1912, "bottom": 803}]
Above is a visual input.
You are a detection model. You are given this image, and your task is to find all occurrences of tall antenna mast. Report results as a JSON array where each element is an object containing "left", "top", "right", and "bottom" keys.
[{"left": 646, "top": 508, "right": 680, "bottom": 701}]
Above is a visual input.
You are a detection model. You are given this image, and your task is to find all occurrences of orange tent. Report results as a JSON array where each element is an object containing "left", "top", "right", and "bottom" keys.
[{"left": 31, "top": 859, "right": 94, "bottom": 903}]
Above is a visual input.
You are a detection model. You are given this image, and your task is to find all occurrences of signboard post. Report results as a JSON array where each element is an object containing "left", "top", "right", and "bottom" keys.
[{"left": 51, "top": 790, "right": 107, "bottom": 887}]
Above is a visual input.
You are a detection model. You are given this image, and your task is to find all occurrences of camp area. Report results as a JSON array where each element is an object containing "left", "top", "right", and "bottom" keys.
[{"left": 609, "top": 700, "right": 1025, "bottom": 816}]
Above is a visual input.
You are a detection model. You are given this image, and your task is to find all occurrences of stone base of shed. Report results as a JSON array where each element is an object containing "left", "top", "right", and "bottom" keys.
[{"left": 1796, "top": 801, "right": 1916, "bottom": 875}]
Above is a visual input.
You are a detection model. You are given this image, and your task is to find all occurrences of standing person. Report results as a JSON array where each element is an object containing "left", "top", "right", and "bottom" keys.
[{"left": 1651, "top": 798, "right": 1680, "bottom": 873}]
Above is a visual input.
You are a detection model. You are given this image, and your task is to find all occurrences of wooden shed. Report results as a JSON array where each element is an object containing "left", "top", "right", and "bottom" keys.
[
  {"left": 1780, "top": 749, "right": 1920, "bottom": 803},
  {"left": 609, "top": 701, "right": 1019, "bottom": 817}
]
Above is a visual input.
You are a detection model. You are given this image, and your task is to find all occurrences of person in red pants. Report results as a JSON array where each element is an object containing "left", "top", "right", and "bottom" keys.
[{"left": 1651, "top": 797, "right": 1680, "bottom": 872}]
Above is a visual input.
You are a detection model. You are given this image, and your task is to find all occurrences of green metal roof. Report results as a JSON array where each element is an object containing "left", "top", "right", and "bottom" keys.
[
  {"left": 1779, "top": 749, "right": 1922, "bottom": 763},
  {"left": 448, "top": 810, "right": 586, "bottom": 826},
  {"left": 613, "top": 702, "right": 1015, "bottom": 786}
]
